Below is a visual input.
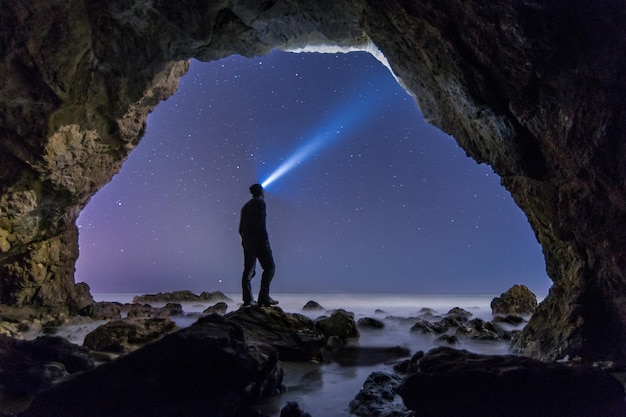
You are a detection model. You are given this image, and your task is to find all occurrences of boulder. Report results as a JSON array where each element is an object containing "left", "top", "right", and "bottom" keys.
[
  {"left": 349, "top": 372, "right": 412, "bottom": 417},
  {"left": 315, "top": 310, "right": 360, "bottom": 341},
  {"left": 302, "top": 300, "right": 325, "bottom": 311},
  {"left": 0, "top": 334, "right": 94, "bottom": 397},
  {"left": 203, "top": 301, "right": 228, "bottom": 315},
  {"left": 445, "top": 307, "right": 473, "bottom": 321},
  {"left": 396, "top": 347, "right": 626, "bottom": 417},
  {"left": 20, "top": 315, "right": 283, "bottom": 417},
  {"left": 79, "top": 301, "right": 122, "bottom": 320},
  {"left": 226, "top": 306, "right": 325, "bottom": 361},
  {"left": 82, "top": 317, "right": 179, "bottom": 353},
  {"left": 491, "top": 284, "right": 538, "bottom": 316}
]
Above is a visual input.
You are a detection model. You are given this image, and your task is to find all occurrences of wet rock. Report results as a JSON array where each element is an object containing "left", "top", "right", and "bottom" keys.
[
  {"left": 455, "top": 318, "right": 502, "bottom": 341},
  {"left": 445, "top": 307, "right": 473, "bottom": 321},
  {"left": 435, "top": 334, "right": 459, "bottom": 345},
  {"left": 226, "top": 306, "right": 325, "bottom": 361},
  {"left": 203, "top": 301, "right": 228, "bottom": 315},
  {"left": 357, "top": 317, "right": 385, "bottom": 329},
  {"left": 280, "top": 401, "right": 312, "bottom": 417},
  {"left": 133, "top": 290, "right": 233, "bottom": 304},
  {"left": 302, "top": 300, "right": 325, "bottom": 311},
  {"left": 79, "top": 301, "right": 122, "bottom": 320},
  {"left": 410, "top": 319, "right": 448, "bottom": 335},
  {"left": 349, "top": 371, "right": 413, "bottom": 417},
  {"left": 126, "top": 302, "right": 183, "bottom": 318},
  {"left": 20, "top": 315, "right": 283, "bottom": 417},
  {"left": 315, "top": 310, "right": 360, "bottom": 341},
  {"left": 491, "top": 284, "right": 537, "bottom": 316},
  {"left": 82, "top": 317, "right": 179, "bottom": 353},
  {"left": 0, "top": 334, "right": 94, "bottom": 397},
  {"left": 397, "top": 347, "right": 626, "bottom": 417}
]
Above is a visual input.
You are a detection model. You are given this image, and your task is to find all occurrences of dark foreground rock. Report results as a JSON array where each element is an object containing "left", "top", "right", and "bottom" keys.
[
  {"left": 226, "top": 306, "right": 326, "bottom": 361},
  {"left": 0, "top": 335, "right": 94, "bottom": 397},
  {"left": 396, "top": 347, "right": 626, "bottom": 417},
  {"left": 20, "top": 315, "right": 282, "bottom": 417}
]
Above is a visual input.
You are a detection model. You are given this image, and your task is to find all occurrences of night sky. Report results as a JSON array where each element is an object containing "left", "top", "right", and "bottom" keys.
[{"left": 76, "top": 50, "right": 551, "bottom": 296}]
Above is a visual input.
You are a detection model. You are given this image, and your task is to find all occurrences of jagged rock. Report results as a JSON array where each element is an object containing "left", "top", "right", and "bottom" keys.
[
  {"left": 203, "top": 301, "right": 228, "bottom": 315},
  {"left": 349, "top": 372, "right": 412, "bottom": 417},
  {"left": 491, "top": 284, "right": 538, "bottom": 316},
  {"left": 396, "top": 347, "right": 626, "bottom": 417},
  {"left": 0, "top": 0, "right": 626, "bottom": 365},
  {"left": 79, "top": 301, "right": 122, "bottom": 320},
  {"left": 357, "top": 317, "right": 385, "bottom": 329},
  {"left": 20, "top": 315, "right": 283, "bottom": 417},
  {"left": 0, "top": 334, "right": 94, "bottom": 397},
  {"left": 82, "top": 317, "right": 179, "bottom": 353},
  {"left": 226, "top": 306, "right": 325, "bottom": 361},
  {"left": 126, "top": 302, "right": 183, "bottom": 318},
  {"left": 302, "top": 300, "right": 325, "bottom": 311},
  {"left": 315, "top": 310, "right": 360, "bottom": 341},
  {"left": 133, "top": 290, "right": 233, "bottom": 304},
  {"left": 445, "top": 307, "right": 473, "bottom": 321}
]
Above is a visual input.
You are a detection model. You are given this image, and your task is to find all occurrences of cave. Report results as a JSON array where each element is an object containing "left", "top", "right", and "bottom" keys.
[{"left": 1, "top": 0, "right": 625, "bottom": 366}]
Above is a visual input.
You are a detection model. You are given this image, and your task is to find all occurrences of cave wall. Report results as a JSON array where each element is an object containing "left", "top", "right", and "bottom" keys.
[{"left": 1, "top": 0, "right": 625, "bottom": 364}]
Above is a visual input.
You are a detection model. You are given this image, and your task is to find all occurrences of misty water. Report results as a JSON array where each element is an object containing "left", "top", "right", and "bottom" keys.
[{"left": 54, "top": 293, "right": 531, "bottom": 416}]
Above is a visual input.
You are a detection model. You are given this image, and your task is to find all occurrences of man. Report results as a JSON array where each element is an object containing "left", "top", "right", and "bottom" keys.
[{"left": 239, "top": 183, "right": 278, "bottom": 307}]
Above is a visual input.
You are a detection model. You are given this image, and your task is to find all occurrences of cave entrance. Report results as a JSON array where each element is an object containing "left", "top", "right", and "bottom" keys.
[{"left": 75, "top": 50, "right": 550, "bottom": 296}]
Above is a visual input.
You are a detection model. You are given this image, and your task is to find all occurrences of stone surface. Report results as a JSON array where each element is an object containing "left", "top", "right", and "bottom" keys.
[
  {"left": 0, "top": 0, "right": 625, "bottom": 364},
  {"left": 226, "top": 306, "right": 326, "bottom": 361},
  {"left": 20, "top": 314, "right": 283, "bottom": 417},
  {"left": 82, "top": 317, "right": 179, "bottom": 353},
  {"left": 349, "top": 372, "right": 412, "bottom": 417},
  {"left": 203, "top": 301, "right": 228, "bottom": 315},
  {"left": 315, "top": 309, "right": 360, "bottom": 341},
  {"left": 0, "top": 334, "right": 94, "bottom": 397},
  {"left": 302, "top": 300, "right": 325, "bottom": 311},
  {"left": 396, "top": 347, "right": 626, "bottom": 417},
  {"left": 491, "top": 284, "right": 537, "bottom": 315}
]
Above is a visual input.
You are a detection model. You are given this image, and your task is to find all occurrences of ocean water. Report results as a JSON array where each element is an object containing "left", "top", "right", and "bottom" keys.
[{"left": 81, "top": 293, "right": 532, "bottom": 416}]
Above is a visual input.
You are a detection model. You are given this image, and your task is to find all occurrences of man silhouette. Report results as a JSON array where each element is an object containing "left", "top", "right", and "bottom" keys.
[{"left": 239, "top": 183, "right": 278, "bottom": 307}]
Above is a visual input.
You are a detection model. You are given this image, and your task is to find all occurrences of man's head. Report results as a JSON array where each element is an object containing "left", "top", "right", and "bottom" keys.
[{"left": 249, "top": 183, "right": 264, "bottom": 198}]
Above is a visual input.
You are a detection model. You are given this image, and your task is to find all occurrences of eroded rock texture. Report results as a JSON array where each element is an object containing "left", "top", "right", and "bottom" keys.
[{"left": 1, "top": 0, "right": 625, "bottom": 364}]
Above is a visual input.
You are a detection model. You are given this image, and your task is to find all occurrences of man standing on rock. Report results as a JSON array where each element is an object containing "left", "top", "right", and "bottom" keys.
[{"left": 239, "top": 183, "right": 278, "bottom": 307}]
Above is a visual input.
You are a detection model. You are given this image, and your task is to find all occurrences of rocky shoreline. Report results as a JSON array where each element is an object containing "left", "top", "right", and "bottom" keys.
[{"left": 1, "top": 287, "right": 625, "bottom": 416}]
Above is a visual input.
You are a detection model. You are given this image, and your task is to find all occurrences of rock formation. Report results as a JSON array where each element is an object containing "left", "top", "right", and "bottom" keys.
[
  {"left": 1, "top": 0, "right": 625, "bottom": 364},
  {"left": 19, "top": 314, "right": 283, "bottom": 417},
  {"left": 491, "top": 284, "right": 537, "bottom": 315},
  {"left": 396, "top": 347, "right": 626, "bottom": 417}
]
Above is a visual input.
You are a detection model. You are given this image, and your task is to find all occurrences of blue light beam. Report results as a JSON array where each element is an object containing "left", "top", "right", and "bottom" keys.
[{"left": 261, "top": 76, "right": 394, "bottom": 189}]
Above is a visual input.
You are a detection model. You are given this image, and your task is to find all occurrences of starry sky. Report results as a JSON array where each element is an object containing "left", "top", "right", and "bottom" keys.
[{"left": 75, "top": 50, "right": 551, "bottom": 296}]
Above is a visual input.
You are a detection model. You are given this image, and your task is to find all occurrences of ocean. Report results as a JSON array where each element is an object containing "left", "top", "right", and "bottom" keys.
[{"left": 71, "top": 292, "right": 531, "bottom": 416}]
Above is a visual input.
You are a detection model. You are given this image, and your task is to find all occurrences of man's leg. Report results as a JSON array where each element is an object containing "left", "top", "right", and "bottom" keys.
[
  {"left": 241, "top": 246, "right": 257, "bottom": 305},
  {"left": 257, "top": 243, "right": 276, "bottom": 305}
]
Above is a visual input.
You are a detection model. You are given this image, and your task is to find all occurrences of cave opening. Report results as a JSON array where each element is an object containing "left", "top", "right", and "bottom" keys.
[{"left": 75, "top": 50, "right": 550, "bottom": 296}]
